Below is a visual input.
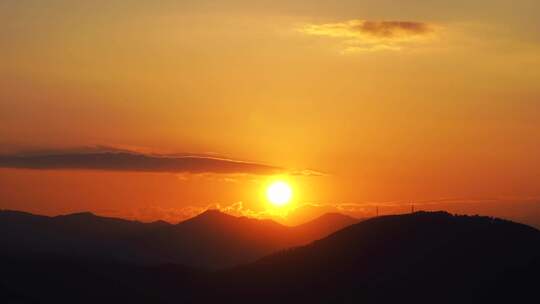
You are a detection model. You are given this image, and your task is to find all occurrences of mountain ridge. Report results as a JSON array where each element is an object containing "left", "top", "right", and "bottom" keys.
[
  {"left": 0, "top": 208, "right": 360, "bottom": 269},
  {"left": 2, "top": 211, "right": 539, "bottom": 304}
]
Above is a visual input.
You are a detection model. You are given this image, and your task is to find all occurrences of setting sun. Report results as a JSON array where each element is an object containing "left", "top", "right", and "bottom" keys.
[
  {"left": 266, "top": 181, "right": 293, "bottom": 206},
  {"left": 1, "top": 1, "right": 540, "bottom": 302}
]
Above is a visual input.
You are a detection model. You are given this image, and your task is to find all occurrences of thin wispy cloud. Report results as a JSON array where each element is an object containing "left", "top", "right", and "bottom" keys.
[{"left": 299, "top": 19, "right": 436, "bottom": 52}]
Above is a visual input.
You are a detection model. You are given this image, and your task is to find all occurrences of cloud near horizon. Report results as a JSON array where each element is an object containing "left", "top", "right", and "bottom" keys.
[
  {"left": 299, "top": 19, "right": 436, "bottom": 52},
  {"left": 13, "top": 196, "right": 534, "bottom": 226},
  {"left": 104, "top": 198, "right": 540, "bottom": 227},
  {"left": 0, "top": 147, "right": 312, "bottom": 176}
]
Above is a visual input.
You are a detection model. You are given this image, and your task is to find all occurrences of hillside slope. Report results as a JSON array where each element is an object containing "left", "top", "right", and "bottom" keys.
[{"left": 212, "top": 211, "right": 540, "bottom": 303}]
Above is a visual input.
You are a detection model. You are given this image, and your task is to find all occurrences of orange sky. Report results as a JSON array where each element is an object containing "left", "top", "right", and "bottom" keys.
[{"left": 1, "top": 1, "right": 539, "bottom": 227}]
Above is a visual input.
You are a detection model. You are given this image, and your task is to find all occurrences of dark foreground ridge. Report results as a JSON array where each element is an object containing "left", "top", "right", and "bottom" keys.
[{"left": 1, "top": 211, "right": 539, "bottom": 304}]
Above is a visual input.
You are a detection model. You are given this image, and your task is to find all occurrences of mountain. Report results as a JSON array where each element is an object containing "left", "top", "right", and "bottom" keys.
[
  {"left": 2, "top": 211, "right": 539, "bottom": 304},
  {"left": 292, "top": 212, "right": 359, "bottom": 243},
  {"left": 156, "top": 210, "right": 361, "bottom": 268},
  {"left": 212, "top": 211, "right": 540, "bottom": 303},
  {"left": 0, "top": 209, "right": 359, "bottom": 269},
  {"left": 141, "top": 209, "right": 295, "bottom": 269}
]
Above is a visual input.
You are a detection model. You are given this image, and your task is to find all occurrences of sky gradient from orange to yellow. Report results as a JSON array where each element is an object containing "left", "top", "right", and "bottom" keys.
[{"left": 1, "top": 0, "right": 540, "bottom": 227}]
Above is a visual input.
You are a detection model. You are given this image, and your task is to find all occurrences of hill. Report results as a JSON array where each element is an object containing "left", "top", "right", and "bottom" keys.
[
  {"left": 3, "top": 211, "right": 538, "bottom": 303},
  {"left": 212, "top": 211, "right": 540, "bottom": 303},
  {"left": 0, "top": 209, "right": 359, "bottom": 269}
]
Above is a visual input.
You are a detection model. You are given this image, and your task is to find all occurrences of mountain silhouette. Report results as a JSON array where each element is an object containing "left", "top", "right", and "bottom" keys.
[
  {"left": 2, "top": 211, "right": 539, "bottom": 303},
  {"left": 211, "top": 211, "right": 540, "bottom": 303},
  {"left": 0, "top": 209, "right": 359, "bottom": 269},
  {"left": 292, "top": 212, "right": 359, "bottom": 242}
]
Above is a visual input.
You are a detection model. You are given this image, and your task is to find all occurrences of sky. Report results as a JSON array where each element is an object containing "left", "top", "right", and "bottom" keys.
[{"left": 1, "top": 0, "right": 540, "bottom": 226}]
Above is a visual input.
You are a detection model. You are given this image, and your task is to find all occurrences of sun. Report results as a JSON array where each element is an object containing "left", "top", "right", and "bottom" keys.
[{"left": 266, "top": 181, "right": 292, "bottom": 207}]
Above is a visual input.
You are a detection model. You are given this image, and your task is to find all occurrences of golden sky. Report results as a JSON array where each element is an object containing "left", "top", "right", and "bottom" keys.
[{"left": 1, "top": 0, "right": 539, "bottom": 226}]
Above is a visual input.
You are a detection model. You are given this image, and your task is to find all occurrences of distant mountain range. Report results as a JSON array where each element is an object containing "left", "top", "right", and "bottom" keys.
[
  {"left": 0, "top": 209, "right": 359, "bottom": 269},
  {"left": 1, "top": 211, "right": 539, "bottom": 304}
]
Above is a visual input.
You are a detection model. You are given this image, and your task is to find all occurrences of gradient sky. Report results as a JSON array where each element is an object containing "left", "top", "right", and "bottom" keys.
[{"left": 1, "top": 0, "right": 539, "bottom": 226}]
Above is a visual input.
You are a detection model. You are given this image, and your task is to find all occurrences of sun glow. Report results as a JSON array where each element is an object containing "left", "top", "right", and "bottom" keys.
[{"left": 266, "top": 181, "right": 292, "bottom": 207}]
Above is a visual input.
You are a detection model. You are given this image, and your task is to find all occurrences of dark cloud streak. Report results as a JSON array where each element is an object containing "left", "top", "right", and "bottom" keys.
[
  {"left": 353, "top": 21, "right": 431, "bottom": 38},
  {"left": 0, "top": 152, "right": 283, "bottom": 175}
]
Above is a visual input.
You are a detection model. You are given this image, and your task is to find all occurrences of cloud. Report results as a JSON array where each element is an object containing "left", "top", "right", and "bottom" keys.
[
  {"left": 299, "top": 19, "right": 436, "bottom": 52},
  {"left": 0, "top": 147, "right": 284, "bottom": 175},
  {"left": 117, "top": 205, "right": 207, "bottom": 224},
  {"left": 290, "top": 169, "right": 327, "bottom": 177},
  {"left": 97, "top": 197, "right": 540, "bottom": 229},
  {"left": 212, "top": 198, "right": 540, "bottom": 225},
  {"left": 100, "top": 202, "right": 278, "bottom": 224}
]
